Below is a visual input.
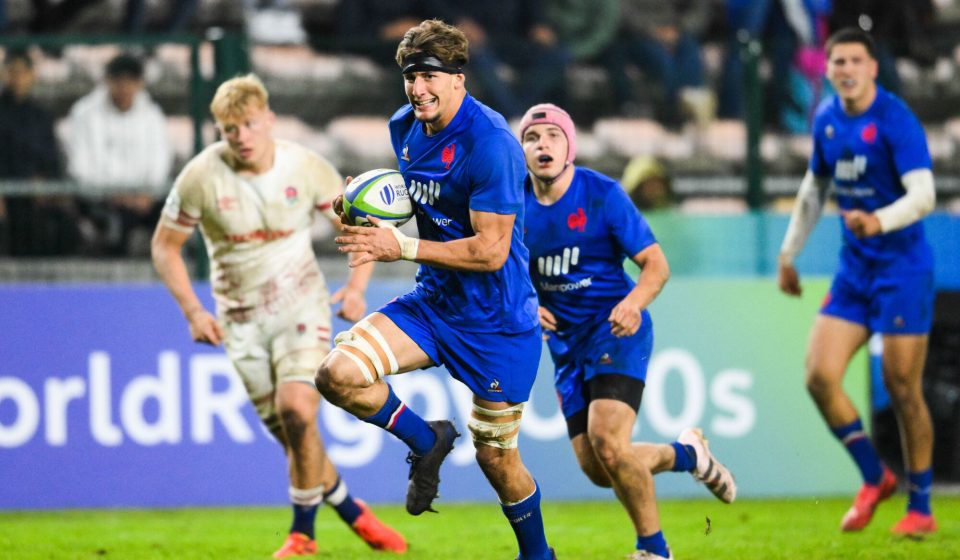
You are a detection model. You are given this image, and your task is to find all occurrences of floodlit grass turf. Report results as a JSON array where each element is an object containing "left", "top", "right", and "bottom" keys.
[{"left": 1, "top": 496, "right": 958, "bottom": 559}]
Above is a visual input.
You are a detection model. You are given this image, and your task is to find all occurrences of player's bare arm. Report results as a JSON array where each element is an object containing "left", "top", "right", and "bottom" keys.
[
  {"left": 151, "top": 223, "right": 224, "bottom": 345},
  {"left": 337, "top": 209, "right": 514, "bottom": 272},
  {"left": 327, "top": 213, "right": 374, "bottom": 322},
  {"left": 608, "top": 243, "right": 669, "bottom": 338}
]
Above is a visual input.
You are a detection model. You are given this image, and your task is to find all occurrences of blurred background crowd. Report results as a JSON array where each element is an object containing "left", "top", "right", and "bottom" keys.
[{"left": 1, "top": 0, "right": 959, "bottom": 260}]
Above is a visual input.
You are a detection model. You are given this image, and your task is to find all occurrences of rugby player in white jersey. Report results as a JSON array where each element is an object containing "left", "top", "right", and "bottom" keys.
[{"left": 151, "top": 74, "right": 406, "bottom": 558}]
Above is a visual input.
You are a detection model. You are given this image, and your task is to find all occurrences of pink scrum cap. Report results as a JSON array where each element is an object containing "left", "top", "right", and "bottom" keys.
[{"left": 519, "top": 103, "right": 577, "bottom": 164}]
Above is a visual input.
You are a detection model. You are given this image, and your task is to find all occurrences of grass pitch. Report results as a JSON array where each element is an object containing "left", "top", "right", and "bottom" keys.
[{"left": 1, "top": 496, "right": 958, "bottom": 559}]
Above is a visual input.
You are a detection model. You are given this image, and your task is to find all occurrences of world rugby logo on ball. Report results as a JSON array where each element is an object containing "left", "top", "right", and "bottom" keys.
[{"left": 343, "top": 168, "right": 414, "bottom": 227}]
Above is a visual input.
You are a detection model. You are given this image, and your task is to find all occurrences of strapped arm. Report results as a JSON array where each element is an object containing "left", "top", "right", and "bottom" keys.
[
  {"left": 875, "top": 168, "right": 936, "bottom": 233},
  {"left": 780, "top": 170, "right": 831, "bottom": 264}
]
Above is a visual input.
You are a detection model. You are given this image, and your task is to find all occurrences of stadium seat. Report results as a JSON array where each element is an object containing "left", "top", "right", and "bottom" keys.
[
  {"left": 699, "top": 120, "right": 746, "bottom": 162},
  {"left": 592, "top": 118, "right": 666, "bottom": 158}
]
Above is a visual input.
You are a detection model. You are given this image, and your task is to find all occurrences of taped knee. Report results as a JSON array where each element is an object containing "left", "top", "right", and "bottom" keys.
[
  {"left": 331, "top": 319, "right": 399, "bottom": 385},
  {"left": 468, "top": 403, "right": 525, "bottom": 449}
]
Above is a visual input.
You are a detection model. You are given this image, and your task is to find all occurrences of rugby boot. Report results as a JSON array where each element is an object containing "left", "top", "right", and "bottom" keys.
[
  {"left": 351, "top": 499, "right": 408, "bottom": 553},
  {"left": 841, "top": 466, "right": 897, "bottom": 531},
  {"left": 678, "top": 427, "right": 737, "bottom": 503},
  {"left": 891, "top": 511, "right": 938, "bottom": 536},
  {"left": 405, "top": 419, "right": 460, "bottom": 515},
  {"left": 272, "top": 532, "right": 316, "bottom": 558}
]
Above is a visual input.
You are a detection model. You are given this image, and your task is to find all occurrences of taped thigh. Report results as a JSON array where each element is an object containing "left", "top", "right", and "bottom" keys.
[
  {"left": 468, "top": 403, "right": 525, "bottom": 449},
  {"left": 330, "top": 318, "right": 400, "bottom": 384},
  {"left": 252, "top": 391, "right": 282, "bottom": 436}
]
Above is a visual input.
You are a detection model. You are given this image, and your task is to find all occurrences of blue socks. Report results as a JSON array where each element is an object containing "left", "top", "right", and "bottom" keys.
[
  {"left": 290, "top": 504, "right": 318, "bottom": 538},
  {"left": 907, "top": 469, "right": 933, "bottom": 515},
  {"left": 637, "top": 531, "right": 670, "bottom": 558},
  {"left": 362, "top": 384, "right": 436, "bottom": 455},
  {"left": 831, "top": 419, "right": 883, "bottom": 485},
  {"left": 323, "top": 476, "right": 363, "bottom": 525},
  {"left": 670, "top": 442, "right": 697, "bottom": 472},
  {"left": 501, "top": 482, "right": 551, "bottom": 560}
]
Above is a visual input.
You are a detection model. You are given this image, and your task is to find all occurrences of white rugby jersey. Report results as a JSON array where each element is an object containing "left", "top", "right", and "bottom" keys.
[{"left": 161, "top": 139, "right": 341, "bottom": 320}]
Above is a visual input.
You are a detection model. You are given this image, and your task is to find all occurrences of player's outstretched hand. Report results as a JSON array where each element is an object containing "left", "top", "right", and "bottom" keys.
[
  {"left": 778, "top": 258, "right": 802, "bottom": 296},
  {"left": 842, "top": 209, "right": 882, "bottom": 239},
  {"left": 538, "top": 306, "right": 557, "bottom": 334},
  {"left": 187, "top": 308, "right": 224, "bottom": 346},
  {"left": 608, "top": 298, "right": 642, "bottom": 338},
  {"left": 332, "top": 285, "right": 367, "bottom": 322},
  {"left": 336, "top": 216, "right": 400, "bottom": 266}
]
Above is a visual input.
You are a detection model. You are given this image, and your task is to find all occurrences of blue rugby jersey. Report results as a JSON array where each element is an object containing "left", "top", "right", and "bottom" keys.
[
  {"left": 523, "top": 167, "right": 657, "bottom": 334},
  {"left": 388, "top": 94, "right": 539, "bottom": 333},
  {"left": 810, "top": 86, "right": 933, "bottom": 274}
]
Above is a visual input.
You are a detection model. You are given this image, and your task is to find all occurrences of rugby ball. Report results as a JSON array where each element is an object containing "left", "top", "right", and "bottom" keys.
[{"left": 343, "top": 169, "right": 413, "bottom": 227}]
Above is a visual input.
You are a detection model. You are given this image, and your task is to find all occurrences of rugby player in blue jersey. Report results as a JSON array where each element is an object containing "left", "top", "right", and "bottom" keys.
[
  {"left": 315, "top": 19, "right": 555, "bottom": 559},
  {"left": 779, "top": 28, "right": 938, "bottom": 536},
  {"left": 519, "top": 103, "right": 737, "bottom": 560}
]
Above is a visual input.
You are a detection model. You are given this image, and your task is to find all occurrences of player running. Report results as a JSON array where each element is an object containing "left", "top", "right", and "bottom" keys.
[
  {"left": 314, "top": 19, "right": 556, "bottom": 560},
  {"left": 518, "top": 103, "right": 736, "bottom": 560},
  {"left": 778, "top": 28, "right": 938, "bottom": 536},
  {"left": 151, "top": 74, "right": 407, "bottom": 557}
]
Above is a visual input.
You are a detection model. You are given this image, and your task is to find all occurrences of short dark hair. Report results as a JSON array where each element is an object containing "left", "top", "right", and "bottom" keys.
[
  {"left": 826, "top": 27, "right": 877, "bottom": 59},
  {"left": 4, "top": 48, "right": 33, "bottom": 69},
  {"left": 105, "top": 53, "right": 144, "bottom": 79}
]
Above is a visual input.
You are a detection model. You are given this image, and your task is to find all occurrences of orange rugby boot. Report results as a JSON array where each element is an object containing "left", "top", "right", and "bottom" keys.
[
  {"left": 840, "top": 466, "right": 898, "bottom": 531},
  {"left": 352, "top": 499, "right": 408, "bottom": 553},
  {"left": 891, "top": 511, "right": 938, "bottom": 536},
  {"left": 272, "top": 531, "right": 317, "bottom": 558}
]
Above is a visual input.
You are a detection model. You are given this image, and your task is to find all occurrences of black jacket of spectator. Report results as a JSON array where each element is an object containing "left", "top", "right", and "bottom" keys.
[{"left": 0, "top": 90, "right": 62, "bottom": 179}]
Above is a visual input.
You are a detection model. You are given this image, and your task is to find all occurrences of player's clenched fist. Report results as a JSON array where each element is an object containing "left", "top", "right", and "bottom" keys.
[{"left": 608, "top": 299, "right": 643, "bottom": 338}]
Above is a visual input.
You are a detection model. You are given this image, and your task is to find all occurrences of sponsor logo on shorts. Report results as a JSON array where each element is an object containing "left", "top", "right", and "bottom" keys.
[
  {"left": 599, "top": 353, "right": 613, "bottom": 365},
  {"left": 488, "top": 379, "right": 502, "bottom": 393},
  {"left": 401, "top": 144, "right": 410, "bottom": 161}
]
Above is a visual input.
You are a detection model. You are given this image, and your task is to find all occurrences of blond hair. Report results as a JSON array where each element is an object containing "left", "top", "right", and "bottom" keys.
[
  {"left": 395, "top": 19, "right": 469, "bottom": 68},
  {"left": 210, "top": 74, "right": 269, "bottom": 122}
]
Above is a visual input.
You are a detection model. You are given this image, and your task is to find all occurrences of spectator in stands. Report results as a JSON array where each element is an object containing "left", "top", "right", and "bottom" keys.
[
  {"left": 124, "top": 0, "right": 198, "bottom": 34},
  {"left": 621, "top": 155, "right": 675, "bottom": 211},
  {"left": 545, "top": 0, "right": 619, "bottom": 66},
  {"left": 606, "top": 0, "right": 715, "bottom": 128},
  {"left": 67, "top": 53, "right": 172, "bottom": 256},
  {"left": 334, "top": 0, "right": 427, "bottom": 105},
  {"left": 336, "top": 0, "right": 425, "bottom": 61},
  {"left": 29, "top": 0, "right": 196, "bottom": 34},
  {"left": 422, "top": 0, "right": 570, "bottom": 118},
  {"left": 0, "top": 48, "right": 81, "bottom": 256},
  {"left": 718, "top": 0, "right": 830, "bottom": 130}
]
